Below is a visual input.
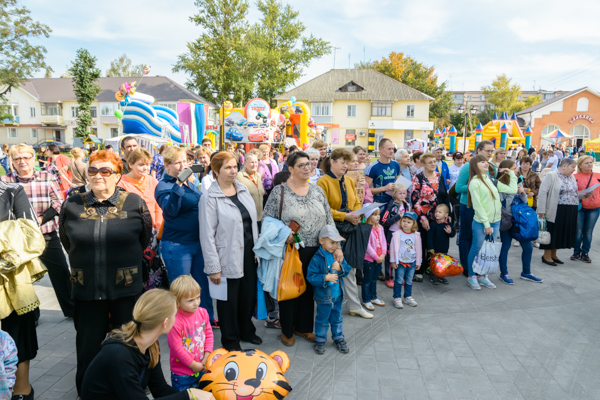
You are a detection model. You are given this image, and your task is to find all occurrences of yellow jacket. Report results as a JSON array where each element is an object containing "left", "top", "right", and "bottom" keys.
[
  {"left": 317, "top": 174, "right": 363, "bottom": 221},
  {"left": 0, "top": 218, "right": 47, "bottom": 319}
]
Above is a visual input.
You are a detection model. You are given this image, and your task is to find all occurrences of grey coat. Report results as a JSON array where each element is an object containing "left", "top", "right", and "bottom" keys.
[{"left": 200, "top": 180, "right": 259, "bottom": 278}]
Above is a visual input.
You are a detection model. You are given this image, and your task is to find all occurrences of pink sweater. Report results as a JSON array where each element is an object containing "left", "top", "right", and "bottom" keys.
[
  {"left": 167, "top": 307, "right": 214, "bottom": 376},
  {"left": 389, "top": 230, "right": 422, "bottom": 266},
  {"left": 365, "top": 225, "right": 387, "bottom": 263}
]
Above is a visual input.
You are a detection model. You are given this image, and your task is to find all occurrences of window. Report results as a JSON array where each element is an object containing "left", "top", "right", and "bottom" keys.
[
  {"left": 91, "top": 128, "right": 98, "bottom": 135},
  {"left": 480, "top": 105, "right": 485, "bottom": 111},
  {"left": 577, "top": 97, "right": 589, "bottom": 112},
  {"left": 111, "top": 128, "right": 119, "bottom": 138},
  {"left": 158, "top": 103, "right": 177, "bottom": 112},
  {"left": 371, "top": 103, "right": 392, "bottom": 116},
  {"left": 347, "top": 105, "right": 356, "bottom": 117},
  {"left": 90, "top": 106, "right": 97, "bottom": 118},
  {"left": 7, "top": 128, "right": 17, "bottom": 138},
  {"left": 71, "top": 107, "right": 79, "bottom": 118},
  {"left": 312, "top": 103, "right": 332, "bottom": 116},
  {"left": 345, "top": 129, "right": 356, "bottom": 146},
  {"left": 101, "top": 103, "right": 119, "bottom": 116},
  {"left": 30, "top": 107, "right": 36, "bottom": 117},
  {"left": 404, "top": 129, "right": 414, "bottom": 140},
  {"left": 467, "top": 95, "right": 472, "bottom": 100},
  {"left": 30, "top": 128, "right": 37, "bottom": 139},
  {"left": 406, "top": 105, "right": 415, "bottom": 118},
  {"left": 570, "top": 124, "right": 590, "bottom": 139},
  {"left": 480, "top": 95, "right": 485, "bottom": 101},
  {"left": 41, "top": 103, "right": 62, "bottom": 116}
]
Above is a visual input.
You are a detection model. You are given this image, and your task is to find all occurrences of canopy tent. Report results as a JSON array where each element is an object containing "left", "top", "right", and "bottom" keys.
[
  {"left": 104, "top": 134, "right": 170, "bottom": 157},
  {"left": 543, "top": 129, "right": 571, "bottom": 139}
]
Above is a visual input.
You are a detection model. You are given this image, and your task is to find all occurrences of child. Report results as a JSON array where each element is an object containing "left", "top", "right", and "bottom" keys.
[
  {"left": 167, "top": 275, "right": 214, "bottom": 391},
  {"left": 427, "top": 204, "right": 456, "bottom": 285},
  {"left": 362, "top": 207, "right": 387, "bottom": 310},
  {"left": 380, "top": 184, "right": 411, "bottom": 287},
  {"left": 389, "top": 212, "right": 422, "bottom": 308},
  {"left": 0, "top": 329, "right": 17, "bottom": 398},
  {"left": 307, "top": 225, "right": 351, "bottom": 355}
]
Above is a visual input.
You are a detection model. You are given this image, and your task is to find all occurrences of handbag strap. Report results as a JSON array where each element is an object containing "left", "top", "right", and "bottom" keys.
[
  {"left": 278, "top": 184, "right": 284, "bottom": 220},
  {"left": 585, "top": 173, "right": 594, "bottom": 190}
]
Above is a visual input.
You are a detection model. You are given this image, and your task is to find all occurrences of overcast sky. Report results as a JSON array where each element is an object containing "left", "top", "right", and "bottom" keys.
[{"left": 27, "top": 0, "right": 600, "bottom": 94}]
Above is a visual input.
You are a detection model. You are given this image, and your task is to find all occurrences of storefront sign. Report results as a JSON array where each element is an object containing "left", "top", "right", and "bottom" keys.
[
  {"left": 345, "top": 134, "right": 356, "bottom": 140},
  {"left": 569, "top": 115, "right": 595, "bottom": 124}
]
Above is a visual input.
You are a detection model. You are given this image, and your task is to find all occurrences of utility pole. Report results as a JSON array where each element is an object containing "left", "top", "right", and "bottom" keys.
[
  {"left": 332, "top": 47, "right": 341, "bottom": 69},
  {"left": 348, "top": 53, "right": 351, "bottom": 68}
]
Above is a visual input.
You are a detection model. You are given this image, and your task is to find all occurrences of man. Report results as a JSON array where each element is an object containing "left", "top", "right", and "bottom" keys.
[
  {"left": 201, "top": 137, "right": 214, "bottom": 153},
  {"left": 554, "top": 147, "right": 564, "bottom": 160},
  {"left": 433, "top": 146, "right": 450, "bottom": 189},
  {"left": 1, "top": 144, "right": 74, "bottom": 318},
  {"left": 366, "top": 138, "right": 400, "bottom": 204},
  {"left": 528, "top": 145, "right": 536, "bottom": 156},
  {"left": 120, "top": 136, "right": 139, "bottom": 174},
  {"left": 454, "top": 140, "right": 495, "bottom": 283},
  {"left": 546, "top": 150, "right": 559, "bottom": 171}
]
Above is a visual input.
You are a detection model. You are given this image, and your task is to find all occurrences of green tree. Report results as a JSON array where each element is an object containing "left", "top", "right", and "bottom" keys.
[
  {"left": 477, "top": 106, "right": 496, "bottom": 126},
  {"left": 449, "top": 112, "right": 479, "bottom": 137},
  {"left": 106, "top": 54, "right": 145, "bottom": 77},
  {"left": 69, "top": 49, "right": 101, "bottom": 138},
  {"left": 0, "top": 0, "right": 52, "bottom": 98},
  {"left": 481, "top": 74, "right": 522, "bottom": 113}
]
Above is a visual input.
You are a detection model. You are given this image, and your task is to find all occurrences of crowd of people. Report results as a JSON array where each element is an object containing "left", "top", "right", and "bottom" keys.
[{"left": 0, "top": 135, "right": 599, "bottom": 400}]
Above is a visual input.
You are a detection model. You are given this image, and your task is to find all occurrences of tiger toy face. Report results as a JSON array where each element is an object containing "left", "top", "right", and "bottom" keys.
[{"left": 198, "top": 348, "right": 292, "bottom": 400}]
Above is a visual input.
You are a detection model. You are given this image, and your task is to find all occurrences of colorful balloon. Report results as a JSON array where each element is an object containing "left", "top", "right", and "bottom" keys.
[
  {"left": 115, "top": 91, "right": 125, "bottom": 101},
  {"left": 430, "top": 253, "right": 463, "bottom": 278},
  {"left": 289, "top": 96, "right": 296, "bottom": 104},
  {"left": 114, "top": 110, "right": 123, "bottom": 119},
  {"left": 143, "top": 65, "right": 151, "bottom": 75}
]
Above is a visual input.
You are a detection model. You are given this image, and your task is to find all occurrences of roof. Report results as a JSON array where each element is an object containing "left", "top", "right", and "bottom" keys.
[
  {"left": 273, "top": 69, "right": 434, "bottom": 102},
  {"left": 19, "top": 76, "right": 210, "bottom": 104},
  {"left": 516, "top": 87, "right": 600, "bottom": 115}
]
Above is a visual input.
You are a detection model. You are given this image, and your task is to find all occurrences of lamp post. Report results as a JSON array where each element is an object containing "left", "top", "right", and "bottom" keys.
[
  {"left": 457, "top": 104, "right": 478, "bottom": 153},
  {"left": 211, "top": 90, "right": 235, "bottom": 151}
]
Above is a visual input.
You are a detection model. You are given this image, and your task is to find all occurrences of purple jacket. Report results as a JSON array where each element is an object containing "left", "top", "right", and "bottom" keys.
[{"left": 258, "top": 158, "right": 279, "bottom": 191}]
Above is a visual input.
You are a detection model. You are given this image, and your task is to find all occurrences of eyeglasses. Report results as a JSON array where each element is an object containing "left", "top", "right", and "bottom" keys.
[
  {"left": 295, "top": 163, "right": 311, "bottom": 169},
  {"left": 13, "top": 156, "right": 33, "bottom": 162},
  {"left": 88, "top": 167, "right": 117, "bottom": 177}
]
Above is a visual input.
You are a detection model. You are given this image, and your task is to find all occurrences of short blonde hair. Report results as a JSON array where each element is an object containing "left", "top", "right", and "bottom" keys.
[
  {"left": 258, "top": 144, "right": 270, "bottom": 152},
  {"left": 128, "top": 148, "right": 152, "bottom": 166},
  {"left": 311, "top": 139, "right": 327, "bottom": 149},
  {"left": 196, "top": 147, "right": 211, "bottom": 158},
  {"left": 162, "top": 146, "right": 187, "bottom": 165},
  {"left": 420, "top": 153, "right": 436, "bottom": 165},
  {"left": 9, "top": 144, "right": 34, "bottom": 158},
  {"left": 577, "top": 155, "right": 594, "bottom": 172},
  {"left": 393, "top": 184, "right": 407, "bottom": 195},
  {"left": 170, "top": 275, "right": 201, "bottom": 305},
  {"left": 248, "top": 149, "right": 262, "bottom": 159},
  {"left": 70, "top": 148, "right": 84, "bottom": 158}
]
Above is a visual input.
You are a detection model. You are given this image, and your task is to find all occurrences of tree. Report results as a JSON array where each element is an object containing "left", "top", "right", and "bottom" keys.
[
  {"left": 449, "top": 112, "right": 479, "bottom": 137},
  {"left": 106, "top": 54, "right": 145, "bottom": 77},
  {"left": 482, "top": 75, "right": 544, "bottom": 114},
  {"left": 0, "top": 0, "right": 52, "bottom": 98},
  {"left": 69, "top": 49, "right": 101, "bottom": 138},
  {"left": 477, "top": 106, "right": 496, "bottom": 126}
]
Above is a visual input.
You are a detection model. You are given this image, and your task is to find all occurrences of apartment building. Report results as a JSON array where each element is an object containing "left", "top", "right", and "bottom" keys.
[{"left": 450, "top": 90, "right": 568, "bottom": 111}]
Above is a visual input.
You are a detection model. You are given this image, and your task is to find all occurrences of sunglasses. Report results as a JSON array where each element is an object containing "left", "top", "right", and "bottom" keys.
[{"left": 88, "top": 167, "right": 117, "bottom": 177}]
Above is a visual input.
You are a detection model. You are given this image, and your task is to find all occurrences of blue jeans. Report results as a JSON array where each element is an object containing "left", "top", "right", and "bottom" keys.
[
  {"left": 458, "top": 205, "right": 475, "bottom": 269},
  {"left": 361, "top": 260, "right": 381, "bottom": 303},
  {"left": 315, "top": 297, "right": 344, "bottom": 343},
  {"left": 467, "top": 220, "right": 500, "bottom": 277},
  {"left": 171, "top": 372, "right": 202, "bottom": 391},
  {"left": 393, "top": 262, "right": 415, "bottom": 298},
  {"left": 499, "top": 230, "right": 532, "bottom": 275},
  {"left": 160, "top": 240, "right": 214, "bottom": 323},
  {"left": 574, "top": 207, "right": 600, "bottom": 255}
]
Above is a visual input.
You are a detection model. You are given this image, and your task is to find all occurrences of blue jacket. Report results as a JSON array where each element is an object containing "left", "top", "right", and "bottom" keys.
[
  {"left": 254, "top": 217, "right": 292, "bottom": 299},
  {"left": 155, "top": 174, "right": 202, "bottom": 245},
  {"left": 307, "top": 247, "right": 351, "bottom": 305},
  {"left": 436, "top": 160, "right": 450, "bottom": 189}
]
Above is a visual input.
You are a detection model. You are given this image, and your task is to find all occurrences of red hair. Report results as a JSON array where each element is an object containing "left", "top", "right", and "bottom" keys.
[
  {"left": 89, "top": 150, "right": 123, "bottom": 175},
  {"left": 210, "top": 151, "right": 236, "bottom": 178}
]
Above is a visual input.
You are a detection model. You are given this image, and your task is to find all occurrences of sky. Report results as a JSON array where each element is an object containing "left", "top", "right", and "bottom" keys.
[{"left": 25, "top": 0, "right": 600, "bottom": 95}]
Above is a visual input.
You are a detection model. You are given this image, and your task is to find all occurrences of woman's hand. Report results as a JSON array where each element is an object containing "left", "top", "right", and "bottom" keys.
[
  {"left": 188, "top": 389, "right": 216, "bottom": 400},
  {"left": 209, "top": 272, "right": 221, "bottom": 285},
  {"left": 344, "top": 213, "right": 361, "bottom": 225},
  {"left": 484, "top": 227, "right": 493, "bottom": 235},
  {"left": 527, "top": 191, "right": 534, "bottom": 198},
  {"left": 538, "top": 213, "right": 545, "bottom": 218},
  {"left": 421, "top": 218, "right": 430, "bottom": 231},
  {"left": 517, "top": 186, "right": 525, "bottom": 194},
  {"left": 286, "top": 232, "right": 294, "bottom": 244}
]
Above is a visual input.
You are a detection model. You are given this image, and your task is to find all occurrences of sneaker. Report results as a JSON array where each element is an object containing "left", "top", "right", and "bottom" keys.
[
  {"left": 438, "top": 277, "right": 449, "bottom": 285},
  {"left": 378, "top": 273, "right": 385, "bottom": 281},
  {"left": 363, "top": 302, "right": 375, "bottom": 311},
  {"left": 513, "top": 240, "right": 520, "bottom": 247},
  {"left": 413, "top": 274, "right": 423, "bottom": 282},
  {"left": 402, "top": 296, "right": 418, "bottom": 307},
  {"left": 211, "top": 319, "right": 220, "bottom": 329},
  {"left": 499, "top": 274, "right": 514, "bottom": 285},
  {"left": 467, "top": 276, "right": 481, "bottom": 290},
  {"left": 477, "top": 275, "right": 497, "bottom": 289},
  {"left": 520, "top": 273, "right": 543, "bottom": 283},
  {"left": 385, "top": 279, "right": 394, "bottom": 288},
  {"left": 334, "top": 338, "right": 349, "bottom": 354},
  {"left": 264, "top": 317, "right": 281, "bottom": 329},
  {"left": 393, "top": 298, "right": 404, "bottom": 309},
  {"left": 533, "top": 241, "right": 540, "bottom": 248},
  {"left": 571, "top": 253, "right": 581, "bottom": 261},
  {"left": 581, "top": 254, "right": 592, "bottom": 263},
  {"left": 371, "top": 299, "right": 386, "bottom": 307},
  {"left": 314, "top": 342, "right": 326, "bottom": 355}
]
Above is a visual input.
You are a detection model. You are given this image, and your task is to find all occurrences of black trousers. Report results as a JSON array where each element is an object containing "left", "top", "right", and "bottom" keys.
[
  {"left": 40, "top": 231, "right": 74, "bottom": 317},
  {"left": 74, "top": 296, "right": 138, "bottom": 394},
  {"left": 417, "top": 221, "right": 430, "bottom": 274},
  {"left": 217, "top": 256, "right": 258, "bottom": 351},
  {"left": 279, "top": 246, "right": 318, "bottom": 339}
]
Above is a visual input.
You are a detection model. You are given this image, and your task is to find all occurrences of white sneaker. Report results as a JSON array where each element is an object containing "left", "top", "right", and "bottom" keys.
[
  {"left": 467, "top": 276, "right": 481, "bottom": 290},
  {"left": 533, "top": 241, "right": 540, "bottom": 248},
  {"left": 403, "top": 296, "right": 418, "bottom": 307},
  {"left": 349, "top": 309, "right": 373, "bottom": 319},
  {"left": 393, "top": 298, "right": 404, "bottom": 309},
  {"left": 477, "top": 275, "right": 497, "bottom": 289},
  {"left": 513, "top": 240, "right": 520, "bottom": 247},
  {"left": 371, "top": 299, "right": 386, "bottom": 307}
]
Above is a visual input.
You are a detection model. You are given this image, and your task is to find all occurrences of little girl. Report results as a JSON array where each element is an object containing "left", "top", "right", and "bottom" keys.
[
  {"left": 381, "top": 184, "right": 411, "bottom": 287},
  {"left": 389, "top": 212, "right": 422, "bottom": 309},
  {"left": 362, "top": 207, "right": 387, "bottom": 310},
  {"left": 167, "top": 275, "right": 214, "bottom": 391}
]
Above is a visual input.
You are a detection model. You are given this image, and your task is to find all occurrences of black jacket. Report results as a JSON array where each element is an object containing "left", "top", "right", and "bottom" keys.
[
  {"left": 427, "top": 219, "right": 456, "bottom": 254},
  {"left": 0, "top": 182, "right": 36, "bottom": 222},
  {"left": 81, "top": 338, "right": 186, "bottom": 400}
]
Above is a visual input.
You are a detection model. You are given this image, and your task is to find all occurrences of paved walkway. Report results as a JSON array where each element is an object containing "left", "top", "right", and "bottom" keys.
[{"left": 31, "top": 230, "right": 600, "bottom": 400}]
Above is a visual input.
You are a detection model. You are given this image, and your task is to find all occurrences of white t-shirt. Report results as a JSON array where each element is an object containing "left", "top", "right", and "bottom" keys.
[
  {"left": 547, "top": 155, "right": 559, "bottom": 171},
  {"left": 448, "top": 164, "right": 463, "bottom": 187}
]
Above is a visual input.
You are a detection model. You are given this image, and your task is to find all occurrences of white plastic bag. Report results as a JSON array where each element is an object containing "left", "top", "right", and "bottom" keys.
[{"left": 472, "top": 235, "right": 501, "bottom": 275}]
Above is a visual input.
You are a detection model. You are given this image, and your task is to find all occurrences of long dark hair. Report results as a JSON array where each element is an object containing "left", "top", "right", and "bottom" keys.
[{"left": 467, "top": 154, "right": 495, "bottom": 208}]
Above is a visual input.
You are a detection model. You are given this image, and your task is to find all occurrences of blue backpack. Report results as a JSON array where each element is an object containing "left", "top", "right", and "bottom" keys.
[{"left": 510, "top": 197, "right": 539, "bottom": 242}]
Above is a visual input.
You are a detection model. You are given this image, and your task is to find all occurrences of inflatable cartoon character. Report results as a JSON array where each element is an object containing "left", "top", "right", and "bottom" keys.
[{"left": 199, "top": 348, "right": 292, "bottom": 400}]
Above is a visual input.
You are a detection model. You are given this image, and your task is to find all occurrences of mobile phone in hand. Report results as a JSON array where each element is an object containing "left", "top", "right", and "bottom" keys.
[{"left": 177, "top": 168, "right": 194, "bottom": 183}]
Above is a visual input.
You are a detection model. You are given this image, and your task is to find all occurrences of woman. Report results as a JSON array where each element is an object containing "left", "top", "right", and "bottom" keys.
[
  {"left": 352, "top": 146, "right": 370, "bottom": 171},
  {"left": 449, "top": 152, "right": 465, "bottom": 188},
  {"left": 496, "top": 160, "right": 543, "bottom": 284},
  {"left": 0, "top": 181, "right": 43, "bottom": 400},
  {"left": 155, "top": 147, "right": 216, "bottom": 327},
  {"left": 537, "top": 158, "right": 586, "bottom": 266},
  {"left": 412, "top": 151, "right": 424, "bottom": 174},
  {"left": 411, "top": 153, "right": 449, "bottom": 282},
  {"left": 257, "top": 144, "right": 279, "bottom": 198},
  {"left": 196, "top": 147, "right": 212, "bottom": 182},
  {"left": 37, "top": 145, "right": 48, "bottom": 171},
  {"left": 490, "top": 147, "right": 506, "bottom": 176},
  {"left": 317, "top": 148, "right": 372, "bottom": 318},
  {"left": 347, "top": 151, "right": 373, "bottom": 204},
  {"left": 150, "top": 144, "right": 167, "bottom": 179},
  {"left": 305, "top": 147, "right": 323, "bottom": 184},
  {"left": 201, "top": 152, "right": 217, "bottom": 194},
  {"left": 516, "top": 148, "right": 528, "bottom": 167},
  {"left": 46, "top": 144, "right": 71, "bottom": 199},
  {"left": 263, "top": 151, "right": 343, "bottom": 346},
  {"left": 59, "top": 148, "right": 88, "bottom": 190},
  {"left": 81, "top": 289, "right": 214, "bottom": 400},
  {"left": 518, "top": 156, "right": 541, "bottom": 209},
  {"left": 466, "top": 154, "right": 502, "bottom": 290},
  {"left": 236, "top": 150, "right": 265, "bottom": 222},
  {"left": 59, "top": 150, "right": 152, "bottom": 395},
  {"left": 572, "top": 155, "right": 600, "bottom": 263},
  {"left": 395, "top": 149, "right": 417, "bottom": 187},
  {"left": 118, "top": 148, "right": 163, "bottom": 230},
  {"left": 200, "top": 152, "right": 261, "bottom": 351}
]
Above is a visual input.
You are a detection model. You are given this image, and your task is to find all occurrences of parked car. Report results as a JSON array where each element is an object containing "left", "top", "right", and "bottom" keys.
[
  {"left": 32, "top": 140, "right": 73, "bottom": 153},
  {"left": 226, "top": 128, "right": 244, "bottom": 141}
]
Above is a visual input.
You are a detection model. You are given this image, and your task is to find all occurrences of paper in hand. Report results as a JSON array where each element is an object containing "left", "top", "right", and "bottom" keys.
[
  {"left": 579, "top": 183, "right": 600, "bottom": 195},
  {"left": 385, "top": 175, "right": 413, "bottom": 196},
  {"left": 208, "top": 277, "right": 228, "bottom": 301}
]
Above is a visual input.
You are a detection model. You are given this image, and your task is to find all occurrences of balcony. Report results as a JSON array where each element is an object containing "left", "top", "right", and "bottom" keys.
[
  {"left": 1, "top": 116, "right": 19, "bottom": 125},
  {"left": 41, "top": 115, "right": 64, "bottom": 125}
]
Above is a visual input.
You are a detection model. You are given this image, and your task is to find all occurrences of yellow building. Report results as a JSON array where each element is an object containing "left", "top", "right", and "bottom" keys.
[{"left": 274, "top": 69, "right": 434, "bottom": 151}]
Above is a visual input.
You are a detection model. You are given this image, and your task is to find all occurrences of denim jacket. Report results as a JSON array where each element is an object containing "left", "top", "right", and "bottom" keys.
[{"left": 307, "top": 247, "right": 351, "bottom": 305}]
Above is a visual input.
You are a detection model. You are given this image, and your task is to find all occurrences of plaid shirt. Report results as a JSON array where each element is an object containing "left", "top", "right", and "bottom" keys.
[{"left": 0, "top": 170, "right": 63, "bottom": 234}]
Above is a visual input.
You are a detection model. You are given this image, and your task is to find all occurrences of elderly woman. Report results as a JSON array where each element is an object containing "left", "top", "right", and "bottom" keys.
[
  {"left": 395, "top": 149, "right": 417, "bottom": 187},
  {"left": 59, "top": 150, "right": 152, "bottom": 395},
  {"left": 572, "top": 155, "right": 600, "bottom": 263},
  {"left": 236, "top": 150, "right": 265, "bottom": 222},
  {"left": 263, "top": 151, "right": 344, "bottom": 346},
  {"left": 305, "top": 147, "right": 323, "bottom": 184},
  {"left": 59, "top": 148, "right": 88, "bottom": 190},
  {"left": 537, "top": 158, "right": 589, "bottom": 266},
  {"left": 118, "top": 148, "right": 163, "bottom": 230},
  {"left": 155, "top": 147, "right": 216, "bottom": 328},
  {"left": 200, "top": 152, "right": 261, "bottom": 351},
  {"left": 257, "top": 144, "right": 279, "bottom": 198}
]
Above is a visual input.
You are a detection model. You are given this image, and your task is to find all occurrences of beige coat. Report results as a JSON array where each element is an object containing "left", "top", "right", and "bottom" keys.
[
  {"left": 236, "top": 169, "right": 265, "bottom": 220},
  {"left": 537, "top": 171, "right": 584, "bottom": 223}
]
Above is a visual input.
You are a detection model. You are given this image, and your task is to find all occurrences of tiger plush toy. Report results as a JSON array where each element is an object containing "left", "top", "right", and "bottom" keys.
[{"left": 198, "top": 348, "right": 292, "bottom": 400}]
